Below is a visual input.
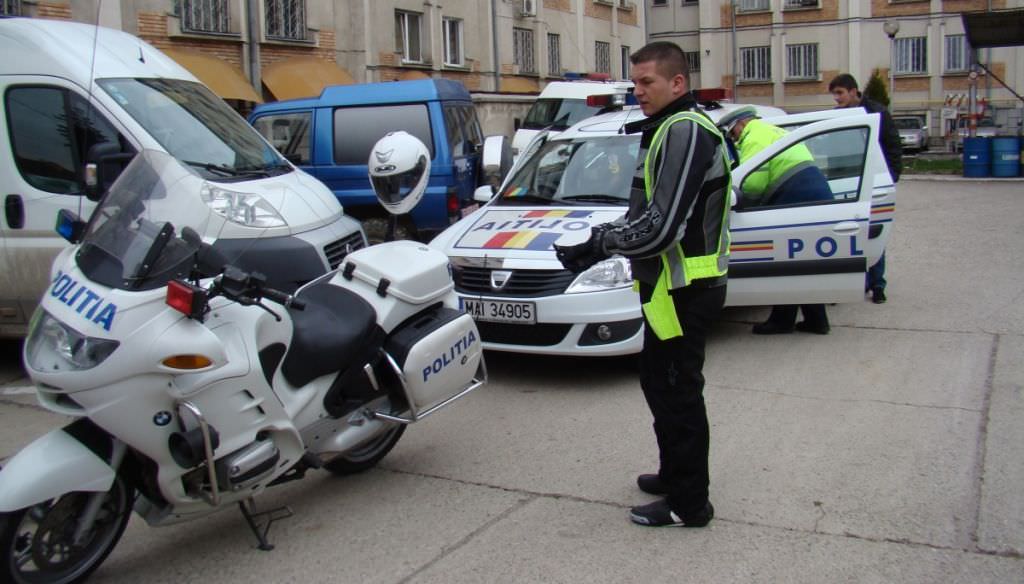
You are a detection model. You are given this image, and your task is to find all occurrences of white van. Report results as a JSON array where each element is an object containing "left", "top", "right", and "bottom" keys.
[
  {"left": 0, "top": 18, "right": 365, "bottom": 336},
  {"left": 511, "top": 80, "right": 634, "bottom": 158}
]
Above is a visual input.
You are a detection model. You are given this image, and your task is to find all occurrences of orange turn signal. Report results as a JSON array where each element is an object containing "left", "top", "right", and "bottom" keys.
[{"left": 162, "top": 355, "right": 213, "bottom": 370}]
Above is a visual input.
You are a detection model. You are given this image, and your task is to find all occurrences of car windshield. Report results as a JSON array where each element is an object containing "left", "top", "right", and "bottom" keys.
[
  {"left": 894, "top": 118, "right": 922, "bottom": 130},
  {"left": 522, "top": 99, "right": 601, "bottom": 131},
  {"left": 76, "top": 150, "right": 236, "bottom": 291},
  {"left": 495, "top": 135, "right": 639, "bottom": 206},
  {"left": 98, "top": 78, "right": 288, "bottom": 180}
]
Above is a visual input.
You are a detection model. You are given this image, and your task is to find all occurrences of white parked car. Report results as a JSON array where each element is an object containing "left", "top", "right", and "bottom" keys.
[
  {"left": 430, "top": 105, "right": 895, "bottom": 356},
  {"left": 893, "top": 115, "right": 929, "bottom": 152}
]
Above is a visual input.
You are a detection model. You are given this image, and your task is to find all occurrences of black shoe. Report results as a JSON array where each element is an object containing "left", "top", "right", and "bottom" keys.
[
  {"left": 794, "top": 321, "right": 830, "bottom": 335},
  {"left": 752, "top": 321, "right": 793, "bottom": 335},
  {"left": 871, "top": 288, "right": 887, "bottom": 304},
  {"left": 629, "top": 499, "right": 714, "bottom": 528},
  {"left": 637, "top": 474, "right": 669, "bottom": 495}
]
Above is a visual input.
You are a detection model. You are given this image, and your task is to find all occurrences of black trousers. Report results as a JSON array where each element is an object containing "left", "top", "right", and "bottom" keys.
[
  {"left": 638, "top": 283, "right": 726, "bottom": 513},
  {"left": 765, "top": 304, "right": 829, "bottom": 328}
]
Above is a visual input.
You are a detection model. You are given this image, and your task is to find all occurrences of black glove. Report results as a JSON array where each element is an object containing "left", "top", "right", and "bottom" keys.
[{"left": 554, "top": 227, "right": 608, "bottom": 273}]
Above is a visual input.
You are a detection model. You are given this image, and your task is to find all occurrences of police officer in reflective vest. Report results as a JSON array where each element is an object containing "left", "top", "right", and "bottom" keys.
[{"left": 555, "top": 41, "right": 731, "bottom": 527}]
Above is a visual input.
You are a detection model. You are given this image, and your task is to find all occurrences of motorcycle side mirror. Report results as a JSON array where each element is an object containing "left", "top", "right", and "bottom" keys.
[{"left": 55, "top": 208, "right": 87, "bottom": 244}]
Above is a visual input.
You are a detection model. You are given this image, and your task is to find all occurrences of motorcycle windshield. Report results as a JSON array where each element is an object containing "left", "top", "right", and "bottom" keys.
[{"left": 76, "top": 150, "right": 226, "bottom": 291}]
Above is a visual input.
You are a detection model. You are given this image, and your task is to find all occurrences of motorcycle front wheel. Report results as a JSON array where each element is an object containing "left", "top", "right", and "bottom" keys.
[
  {"left": 324, "top": 424, "right": 406, "bottom": 475},
  {"left": 0, "top": 476, "right": 133, "bottom": 584}
]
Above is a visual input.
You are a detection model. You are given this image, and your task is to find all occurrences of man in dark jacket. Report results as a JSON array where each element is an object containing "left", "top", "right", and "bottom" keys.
[
  {"left": 828, "top": 73, "right": 901, "bottom": 304},
  {"left": 554, "top": 42, "right": 731, "bottom": 527}
]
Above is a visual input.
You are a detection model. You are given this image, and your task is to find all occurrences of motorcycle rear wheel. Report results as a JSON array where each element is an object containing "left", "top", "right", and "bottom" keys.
[
  {"left": 324, "top": 424, "right": 406, "bottom": 475},
  {"left": 0, "top": 476, "right": 133, "bottom": 584}
]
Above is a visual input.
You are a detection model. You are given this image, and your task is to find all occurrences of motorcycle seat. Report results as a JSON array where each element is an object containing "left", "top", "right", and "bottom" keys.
[{"left": 281, "top": 281, "right": 383, "bottom": 388}]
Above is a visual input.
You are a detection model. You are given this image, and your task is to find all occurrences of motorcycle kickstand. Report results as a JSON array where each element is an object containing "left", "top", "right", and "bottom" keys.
[{"left": 238, "top": 498, "right": 293, "bottom": 551}]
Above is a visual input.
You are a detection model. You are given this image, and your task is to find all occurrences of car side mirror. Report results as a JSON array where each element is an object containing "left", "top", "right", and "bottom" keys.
[
  {"left": 474, "top": 185, "right": 496, "bottom": 203},
  {"left": 85, "top": 142, "right": 134, "bottom": 202},
  {"left": 480, "top": 135, "right": 512, "bottom": 189},
  {"left": 730, "top": 186, "right": 740, "bottom": 209}
]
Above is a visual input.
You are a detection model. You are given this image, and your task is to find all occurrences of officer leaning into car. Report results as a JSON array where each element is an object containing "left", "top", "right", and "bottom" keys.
[
  {"left": 717, "top": 106, "right": 834, "bottom": 335},
  {"left": 554, "top": 41, "right": 731, "bottom": 528}
]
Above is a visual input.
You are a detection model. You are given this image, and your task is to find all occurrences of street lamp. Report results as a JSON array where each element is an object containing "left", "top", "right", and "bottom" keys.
[{"left": 883, "top": 21, "right": 900, "bottom": 113}]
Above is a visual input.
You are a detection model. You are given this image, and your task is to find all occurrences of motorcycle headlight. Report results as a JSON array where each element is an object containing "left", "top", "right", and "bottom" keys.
[
  {"left": 565, "top": 257, "right": 632, "bottom": 294},
  {"left": 25, "top": 311, "right": 119, "bottom": 372},
  {"left": 201, "top": 185, "right": 287, "bottom": 228}
]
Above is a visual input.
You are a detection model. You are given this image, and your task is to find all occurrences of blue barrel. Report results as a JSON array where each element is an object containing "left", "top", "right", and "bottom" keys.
[
  {"left": 991, "top": 137, "right": 1021, "bottom": 177},
  {"left": 962, "top": 137, "right": 991, "bottom": 177}
]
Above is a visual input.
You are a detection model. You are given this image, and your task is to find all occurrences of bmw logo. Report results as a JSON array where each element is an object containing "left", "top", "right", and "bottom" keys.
[{"left": 153, "top": 411, "right": 173, "bottom": 426}]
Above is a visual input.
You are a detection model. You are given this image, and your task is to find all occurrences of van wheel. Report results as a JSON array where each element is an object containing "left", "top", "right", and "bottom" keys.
[{"left": 362, "top": 217, "right": 414, "bottom": 245}]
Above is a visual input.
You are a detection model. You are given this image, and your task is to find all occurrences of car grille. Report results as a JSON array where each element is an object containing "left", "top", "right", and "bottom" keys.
[
  {"left": 453, "top": 267, "right": 575, "bottom": 298},
  {"left": 323, "top": 232, "right": 366, "bottom": 269},
  {"left": 476, "top": 322, "right": 572, "bottom": 346}
]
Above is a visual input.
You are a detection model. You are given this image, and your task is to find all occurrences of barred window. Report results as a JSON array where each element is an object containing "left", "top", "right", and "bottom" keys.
[
  {"left": 514, "top": 27, "right": 536, "bottom": 74},
  {"left": 443, "top": 17, "right": 463, "bottom": 66},
  {"left": 737, "top": 0, "right": 769, "bottom": 12},
  {"left": 894, "top": 36, "right": 927, "bottom": 74},
  {"left": 0, "top": 0, "right": 21, "bottom": 16},
  {"left": 786, "top": 43, "right": 818, "bottom": 80},
  {"left": 944, "top": 34, "right": 971, "bottom": 73},
  {"left": 595, "top": 41, "right": 611, "bottom": 75},
  {"left": 740, "top": 46, "right": 771, "bottom": 81},
  {"left": 181, "top": 0, "right": 230, "bottom": 34},
  {"left": 395, "top": 10, "right": 423, "bottom": 62},
  {"left": 548, "top": 33, "right": 561, "bottom": 77},
  {"left": 685, "top": 51, "right": 701, "bottom": 73},
  {"left": 620, "top": 45, "right": 631, "bottom": 79},
  {"left": 265, "top": 0, "right": 305, "bottom": 41}
]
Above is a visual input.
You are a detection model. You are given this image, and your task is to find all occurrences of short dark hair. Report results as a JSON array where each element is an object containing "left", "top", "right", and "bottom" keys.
[
  {"left": 630, "top": 41, "right": 690, "bottom": 86},
  {"left": 829, "top": 73, "right": 859, "bottom": 92}
]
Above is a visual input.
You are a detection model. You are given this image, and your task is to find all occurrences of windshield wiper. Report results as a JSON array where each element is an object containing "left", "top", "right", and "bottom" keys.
[
  {"left": 183, "top": 160, "right": 242, "bottom": 177},
  {"left": 560, "top": 194, "right": 628, "bottom": 204}
]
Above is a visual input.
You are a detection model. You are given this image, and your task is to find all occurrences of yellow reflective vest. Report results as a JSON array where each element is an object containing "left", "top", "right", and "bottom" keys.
[{"left": 639, "top": 112, "right": 732, "bottom": 340}]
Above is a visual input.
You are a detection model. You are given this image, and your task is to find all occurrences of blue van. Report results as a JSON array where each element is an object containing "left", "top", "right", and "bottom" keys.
[{"left": 250, "top": 79, "right": 505, "bottom": 242}]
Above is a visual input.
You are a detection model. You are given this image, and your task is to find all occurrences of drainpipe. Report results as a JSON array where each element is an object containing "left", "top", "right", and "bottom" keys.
[
  {"left": 246, "top": 0, "right": 261, "bottom": 95},
  {"left": 731, "top": 1, "right": 737, "bottom": 97},
  {"left": 491, "top": 0, "right": 500, "bottom": 91}
]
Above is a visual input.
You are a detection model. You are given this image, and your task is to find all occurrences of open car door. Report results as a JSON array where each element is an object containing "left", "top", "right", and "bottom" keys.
[{"left": 726, "top": 112, "right": 884, "bottom": 306}]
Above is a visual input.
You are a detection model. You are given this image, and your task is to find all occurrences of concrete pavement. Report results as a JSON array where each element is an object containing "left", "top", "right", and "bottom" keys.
[{"left": 0, "top": 177, "right": 1022, "bottom": 582}]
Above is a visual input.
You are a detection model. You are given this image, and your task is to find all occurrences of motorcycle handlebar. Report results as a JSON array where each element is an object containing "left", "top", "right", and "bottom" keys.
[{"left": 215, "top": 266, "right": 305, "bottom": 311}]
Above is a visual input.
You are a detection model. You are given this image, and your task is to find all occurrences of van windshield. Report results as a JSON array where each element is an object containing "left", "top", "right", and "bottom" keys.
[
  {"left": 522, "top": 99, "right": 600, "bottom": 131},
  {"left": 98, "top": 78, "right": 288, "bottom": 180}
]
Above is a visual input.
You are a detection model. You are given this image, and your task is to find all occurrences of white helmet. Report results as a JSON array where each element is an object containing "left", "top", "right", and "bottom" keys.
[{"left": 368, "top": 131, "right": 431, "bottom": 215}]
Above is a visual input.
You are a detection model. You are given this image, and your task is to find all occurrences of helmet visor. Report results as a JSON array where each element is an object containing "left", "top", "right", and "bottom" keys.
[{"left": 371, "top": 156, "right": 427, "bottom": 206}]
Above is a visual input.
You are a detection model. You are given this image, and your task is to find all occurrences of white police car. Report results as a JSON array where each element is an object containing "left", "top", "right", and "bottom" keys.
[{"left": 429, "top": 104, "right": 895, "bottom": 356}]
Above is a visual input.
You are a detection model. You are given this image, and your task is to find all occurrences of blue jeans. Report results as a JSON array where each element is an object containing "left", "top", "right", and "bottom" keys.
[{"left": 867, "top": 253, "right": 887, "bottom": 291}]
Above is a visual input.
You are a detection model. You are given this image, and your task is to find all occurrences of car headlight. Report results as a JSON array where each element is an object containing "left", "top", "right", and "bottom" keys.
[
  {"left": 25, "top": 311, "right": 119, "bottom": 372},
  {"left": 565, "top": 257, "right": 632, "bottom": 294},
  {"left": 201, "top": 184, "right": 287, "bottom": 228}
]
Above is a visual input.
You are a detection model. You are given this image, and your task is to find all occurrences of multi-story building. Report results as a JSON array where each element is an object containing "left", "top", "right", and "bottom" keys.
[
  {"left": 0, "top": 1, "right": 645, "bottom": 102},
  {"left": 648, "top": 0, "right": 1023, "bottom": 144}
]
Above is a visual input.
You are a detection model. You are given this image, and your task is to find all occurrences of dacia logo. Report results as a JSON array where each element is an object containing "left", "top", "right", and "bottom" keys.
[{"left": 490, "top": 270, "right": 512, "bottom": 291}]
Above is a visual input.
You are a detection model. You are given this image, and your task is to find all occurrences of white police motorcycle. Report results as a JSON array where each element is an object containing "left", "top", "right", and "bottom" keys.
[{"left": 0, "top": 133, "right": 485, "bottom": 583}]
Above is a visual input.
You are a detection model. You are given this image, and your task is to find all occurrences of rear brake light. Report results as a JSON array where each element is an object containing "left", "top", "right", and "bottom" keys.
[
  {"left": 446, "top": 187, "right": 460, "bottom": 215},
  {"left": 166, "top": 280, "right": 208, "bottom": 319}
]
